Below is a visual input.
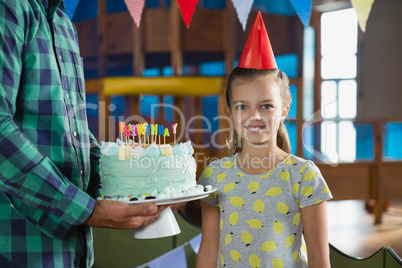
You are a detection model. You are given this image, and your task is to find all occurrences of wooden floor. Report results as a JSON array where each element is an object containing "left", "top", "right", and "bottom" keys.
[{"left": 327, "top": 200, "right": 402, "bottom": 259}]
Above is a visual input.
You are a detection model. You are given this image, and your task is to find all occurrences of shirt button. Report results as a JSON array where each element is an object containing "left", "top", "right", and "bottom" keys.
[
  {"left": 80, "top": 170, "right": 83, "bottom": 175},
  {"left": 58, "top": 54, "right": 62, "bottom": 61},
  {"left": 66, "top": 93, "right": 70, "bottom": 99},
  {"left": 73, "top": 132, "right": 77, "bottom": 137}
]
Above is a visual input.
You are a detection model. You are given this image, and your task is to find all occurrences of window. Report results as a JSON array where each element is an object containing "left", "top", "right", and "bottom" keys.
[{"left": 320, "top": 9, "right": 358, "bottom": 163}]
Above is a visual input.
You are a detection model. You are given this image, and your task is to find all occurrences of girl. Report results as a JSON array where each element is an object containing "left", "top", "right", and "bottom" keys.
[{"left": 196, "top": 66, "right": 332, "bottom": 268}]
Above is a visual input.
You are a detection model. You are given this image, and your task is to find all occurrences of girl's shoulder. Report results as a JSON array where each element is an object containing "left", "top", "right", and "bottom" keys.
[
  {"left": 198, "top": 154, "right": 237, "bottom": 186},
  {"left": 287, "top": 154, "right": 314, "bottom": 166},
  {"left": 281, "top": 154, "right": 321, "bottom": 175}
]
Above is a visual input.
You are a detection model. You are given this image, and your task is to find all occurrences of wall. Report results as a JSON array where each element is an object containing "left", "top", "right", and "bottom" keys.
[{"left": 358, "top": 0, "right": 402, "bottom": 119}]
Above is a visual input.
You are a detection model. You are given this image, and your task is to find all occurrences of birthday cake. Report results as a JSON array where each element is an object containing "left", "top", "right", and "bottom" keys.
[{"left": 97, "top": 122, "right": 206, "bottom": 202}]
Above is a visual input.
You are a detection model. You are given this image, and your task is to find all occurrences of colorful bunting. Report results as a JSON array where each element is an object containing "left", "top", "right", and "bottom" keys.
[
  {"left": 177, "top": 0, "right": 198, "bottom": 28},
  {"left": 124, "top": 0, "right": 145, "bottom": 27},
  {"left": 231, "top": 0, "right": 254, "bottom": 31},
  {"left": 351, "top": 0, "right": 375, "bottom": 32},
  {"left": 289, "top": 0, "right": 312, "bottom": 28}
]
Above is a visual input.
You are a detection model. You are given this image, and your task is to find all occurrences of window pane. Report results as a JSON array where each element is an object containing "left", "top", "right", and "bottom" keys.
[
  {"left": 339, "top": 80, "right": 357, "bottom": 118},
  {"left": 339, "top": 121, "right": 356, "bottom": 162},
  {"left": 321, "top": 9, "right": 358, "bottom": 57},
  {"left": 356, "top": 123, "right": 374, "bottom": 161},
  {"left": 321, "top": 81, "right": 337, "bottom": 119},
  {"left": 302, "top": 122, "right": 315, "bottom": 159},
  {"left": 321, "top": 55, "right": 357, "bottom": 79},
  {"left": 321, "top": 121, "right": 338, "bottom": 162},
  {"left": 384, "top": 122, "right": 402, "bottom": 160},
  {"left": 303, "top": 27, "right": 315, "bottom": 120},
  {"left": 288, "top": 85, "right": 297, "bottom": 119},
  {"left": 276, "top": 54, "right": 298, "bottom": 79}
]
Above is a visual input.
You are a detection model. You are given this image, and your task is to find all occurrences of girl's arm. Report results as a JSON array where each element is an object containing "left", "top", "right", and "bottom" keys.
[
  {"left": 196, "top": 201, "right": 220, "bottom": 268},
  {"left": 301, "top": 201, "right": 331, "bottom": 268}
]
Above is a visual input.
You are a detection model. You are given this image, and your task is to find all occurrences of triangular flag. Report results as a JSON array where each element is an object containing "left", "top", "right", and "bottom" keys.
[
  {"left": 146, "top": 245, "right": 187, "bottom": 268},
  {"left": 289, "top": 0, "right": 312, "bottom": 28},
  {"left": 231, "top": 0, "right": 254, "bottom": 31},
  {"left": 64, "top": 0, "right": 80, "bottom": 19},
  {"left": 177, "top": 0, "right": 198, "bottom": 28},
  {"left": 189, "top": 233, "right": 202, "bottom": 254},
  {"left": 351, "top": 0, "right": 375, "bottom": 32},
  {"left": 124, "top": 0, "right": 145, "bottom": 27},
  {"left": 238, "top": 12, "right": 277, "bottom": 69}
]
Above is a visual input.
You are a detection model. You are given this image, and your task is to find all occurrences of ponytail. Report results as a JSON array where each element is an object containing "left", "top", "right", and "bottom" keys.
[{"left": 277, "top": 121, "right": 291, "bottom": 154}]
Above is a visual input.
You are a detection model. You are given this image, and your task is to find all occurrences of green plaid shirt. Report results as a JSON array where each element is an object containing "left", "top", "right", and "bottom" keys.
[{"left": 0, "top": 0, "right": 100, "bottom": 267}]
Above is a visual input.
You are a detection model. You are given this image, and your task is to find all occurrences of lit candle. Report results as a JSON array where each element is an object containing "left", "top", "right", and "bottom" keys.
[
  {"left": 124, "top": 125, "right": 131, "bottom": 144},
  {"left": 158, "top": 125, "right": 164, "bottom": 145},
  {"left": 163, "top": 127, "right": 170, "bottom": 144},
  {"left": 128, "top": 123, "right": 132, "bottom": 143},
  {"left": 119, "top": 121, "right": 125, "bottom": 141},
  {"left": 147, "top": 124, "right": 151, "bottom": 144},
  {"left": 172, "top": 123, "right": 178, "bottom": 144},
  {"left": 154, "top": 124, "right": 158, "bottom": 144},
  {"left": 135, "top": 124, "right": 141, "bottom": 145},
  {"left": 143, "top": 123, "right": 148, "bottom": 144},
  {"left": 150, "top": 124, "right": 156, "bottom": 144},
  {"left": 131, "top": 124, "right": 137, "bottom": 142}
]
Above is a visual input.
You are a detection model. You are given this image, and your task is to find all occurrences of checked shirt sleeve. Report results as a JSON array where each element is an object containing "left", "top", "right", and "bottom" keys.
[
  {"left": 87, "top": 132, "right": 101, "bottom": 198},
  {"left": 0, "top": 1, "right": 94, "bottom": 239}
]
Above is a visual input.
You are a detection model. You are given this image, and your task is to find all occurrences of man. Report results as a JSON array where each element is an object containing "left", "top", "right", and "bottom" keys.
[{"left": 0, "top": 0, "right": 167, "bottom": 267}]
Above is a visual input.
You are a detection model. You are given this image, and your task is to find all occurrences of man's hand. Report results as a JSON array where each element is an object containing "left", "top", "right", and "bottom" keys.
[{"left": 84, "top": 200, "right": 168, "bottom": 229}]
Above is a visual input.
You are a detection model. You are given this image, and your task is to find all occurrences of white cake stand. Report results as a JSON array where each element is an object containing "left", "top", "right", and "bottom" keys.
[{"left": 132, "top": 188, "right": 216, "bottom": 239}]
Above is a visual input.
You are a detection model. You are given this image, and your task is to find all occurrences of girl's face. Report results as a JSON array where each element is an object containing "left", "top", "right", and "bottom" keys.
[{"left": 229, "top": 77, "right": 289, "bottom": 148}]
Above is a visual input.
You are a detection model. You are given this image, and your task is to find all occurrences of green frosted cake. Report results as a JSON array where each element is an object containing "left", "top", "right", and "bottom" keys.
[{"left": 98, "top": 140, "right": 202, "bottom": 202}]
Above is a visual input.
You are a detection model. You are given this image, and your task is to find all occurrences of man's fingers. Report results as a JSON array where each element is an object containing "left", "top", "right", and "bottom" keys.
[
  {"left": 126, "top": 205, "right": 171, "bottom": 228},
  {"left": 85, "top": 201, "right": 174, "bottom": 229},
  {"left": 127, "top": 203, "right": 158, "bottom": 217}
]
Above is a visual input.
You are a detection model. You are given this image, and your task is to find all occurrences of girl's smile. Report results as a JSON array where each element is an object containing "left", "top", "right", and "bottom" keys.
[{"left": 245, "top": 124, "right": 266, "bottom": 133}]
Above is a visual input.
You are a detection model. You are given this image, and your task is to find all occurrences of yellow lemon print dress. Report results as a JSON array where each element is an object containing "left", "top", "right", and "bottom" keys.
[{"left": 198, "top": 154, "right": 332, "bottom": 268}]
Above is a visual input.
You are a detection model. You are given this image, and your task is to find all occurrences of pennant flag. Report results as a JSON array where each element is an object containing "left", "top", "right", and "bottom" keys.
[
  {"left": 64, "top": 0, "right": 80, "bottom": 19},
  {"left": 231, "top": 0, "right": 254, "bottom": 31},
  {"left": 238, "top": 12, "right": 277, "bottom": 69},
  {"left": 189, "top": 233, "right": 202, "bottom": 254},
  {"left": 177, "top": 0, "right": 198, "bottom": 28},
  {"left": 144, "top": 245, "right": 187, "bottom": 268},
  {"left": 289, "top": 0, "right": 312, "bottom": 28},
  {"left": 351, "top": 0, "right": 375, "bottom": 32},
  {"left": 124, "top": 0, "right": 145, "bottom": 27}
]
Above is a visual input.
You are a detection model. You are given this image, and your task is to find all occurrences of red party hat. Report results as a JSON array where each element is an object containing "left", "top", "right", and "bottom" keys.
[{"left": 237, "top": 12, "right": 277, "bottom": 69}]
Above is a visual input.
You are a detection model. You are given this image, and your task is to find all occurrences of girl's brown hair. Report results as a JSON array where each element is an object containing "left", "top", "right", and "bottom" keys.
[{"left": 225, "top": 67, "right": 292, "bottom": 154}]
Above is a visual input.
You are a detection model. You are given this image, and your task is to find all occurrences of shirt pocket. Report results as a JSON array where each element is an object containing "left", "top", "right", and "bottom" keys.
[{"left": 70, "top": 51, "right": 86, "bottom": 102}]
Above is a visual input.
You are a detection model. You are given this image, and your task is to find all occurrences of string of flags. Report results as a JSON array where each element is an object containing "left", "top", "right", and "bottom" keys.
[
  {"left": 65, "top": 0, "right": 375, "bottom": 33},
  {"left": 122, "top": 0, "right": 311, "bottom": 29}
]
